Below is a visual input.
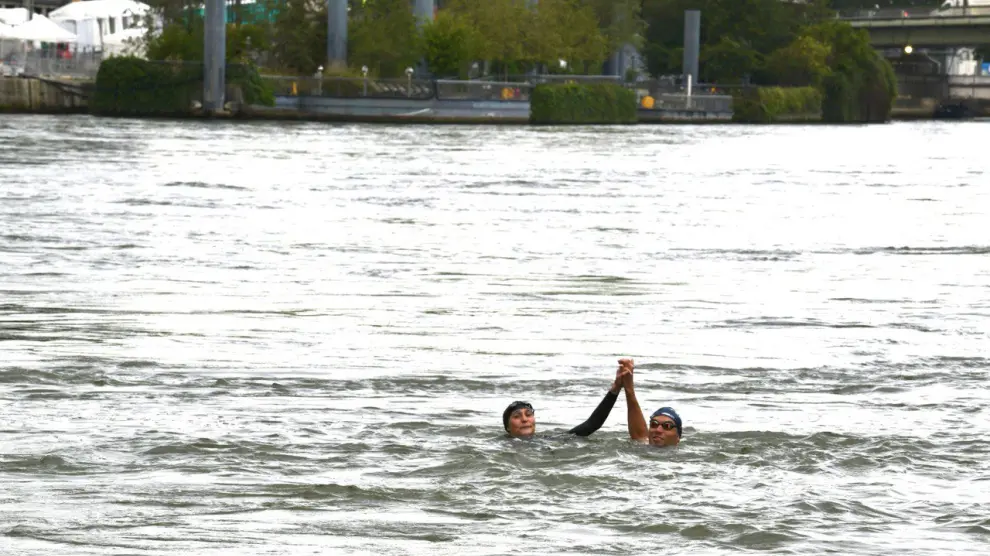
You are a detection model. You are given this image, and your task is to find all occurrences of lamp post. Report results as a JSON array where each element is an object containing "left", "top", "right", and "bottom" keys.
[
  {"left": 405, "top": 67, "right": 414, "bottom": 97},
  {"left": 362, "top": 65, "right": 368, "bottom": 96},
  {"left": 315, "top": 65, "right": 323, "bottom": 96}
]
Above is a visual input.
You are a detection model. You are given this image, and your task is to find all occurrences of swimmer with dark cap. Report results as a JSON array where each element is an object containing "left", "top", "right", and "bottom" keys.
[
  {"left": 617, "top": 358, "right": 682, "bottom": 446},
  {"left": 502, "top": 363, "right": 631, "bottom": 438}
]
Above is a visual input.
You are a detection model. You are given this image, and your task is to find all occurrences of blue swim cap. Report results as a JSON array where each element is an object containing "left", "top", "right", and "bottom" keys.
[{"left": 651, "top": 407, "right": 682, "bottom": 437}]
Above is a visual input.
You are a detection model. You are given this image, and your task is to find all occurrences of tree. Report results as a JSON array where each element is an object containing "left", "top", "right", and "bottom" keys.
[
  {"left": 528, "top": 0, "right": 608, "bottom": 73},
  {"left": 446, "top": 0, "right": 529, "bottom": 76},
  {"left": 349, "top": 0, "right": 422, "bottom": 77},
  {"left": 640, "top": 0, "right": 820, "bottom": 79},
  {"left": 270, "top": 0, "right": 326, "bottom": 73},
  {"left": 765, "top": 35, "right": 832, "bottom": 87},
  {"left": 581, "top": 0, "right": 646, "bottom": 54},
  {"left": 421, "top": 10, "right": 481, "bottom": 77},
  {"left": 700, "top": 37, "right": 761, "bottom": 83},
  {"left": 803, "top": 20, "right": 897, "bottom": 122}
]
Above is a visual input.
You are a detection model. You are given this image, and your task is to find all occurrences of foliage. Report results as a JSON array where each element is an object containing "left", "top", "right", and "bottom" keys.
[
  {"left": 765, "top": 35, "right": 832, "bottom": 88},
  {"left": 581, "top": 0, "right": 646, "bottom": 53},
  {"left": 700, "top": 37, "right": 762, "bottom": 84},
  {"left": 445, "top": 0, "right": 529, "bottom": 74},
  {"left": 91, "top": 56, "right": 202, "bottom": 116},
  {"left": 349, "top": 0, "right": 422, "bottom": 78},
  {"left": 528, "top": 0, "right": 608, "bottom": 73},
  {"left": 421, "top": 10, "right": 481, "bottom": 78},
  {"left": 732, "top": 86, "right": 822, "bottom": 122},
  {"left": 227, "top": 63, "right": 277, "bottom": 106},
  {"left": 146, "top": 20, "right": 268, "bottom": 64},
  {"left": 803, "top": 20, "right": 897, "bottom": 122},
  {"left": 640, "top": 0, "right": 824, "bottom": 80},
  {"left": 530, "top": 82, "right": 637, "bottom": 124},
  {"left": 270, "top": 0, "right": 327, "bottom": 74}
]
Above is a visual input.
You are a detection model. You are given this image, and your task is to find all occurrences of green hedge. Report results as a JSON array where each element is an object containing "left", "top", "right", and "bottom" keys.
[
  {"left": 90, "top": 57, "right": 200, "bottom": 117},
  {"left": 530, "top": 82, "right": 637, "bottom": 125},
  {"left": 732, "top": 86, "right": 822, "bottom": 123},
  {"left": 90, "top": 56, "right": 274, "bottom": 117}
]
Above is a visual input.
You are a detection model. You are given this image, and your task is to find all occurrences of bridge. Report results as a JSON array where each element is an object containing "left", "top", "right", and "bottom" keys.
[{"left": 840, "top": 7, "right": 990, "bottom": 47}]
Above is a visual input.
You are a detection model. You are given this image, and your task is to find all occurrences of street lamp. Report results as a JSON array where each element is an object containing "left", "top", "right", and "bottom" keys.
[
  {"left": 362, "top": 65, "right": 368, "bottom": 97},
  {"left": 316, "top": 65, "right": 324, "bottom": 96},
  {"left": 904, "top": 45, "right": 913, "bottom": 55},
  {"left": 405, "top": 66, "right": 414, "bottom": 97}
]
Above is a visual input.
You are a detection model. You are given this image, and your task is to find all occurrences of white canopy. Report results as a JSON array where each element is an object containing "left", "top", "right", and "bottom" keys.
[
  {"left": 0, "top": 7, "right": 30, "bottom": 26},
  {"left": 8, "top": 14, "right": 78, "bottom": 43},
  {"left": 48, "top": 0, "right": 150, "bottom": 21},
  {"left": 101, "top": 26, "right": 144, "bottom": 47}
]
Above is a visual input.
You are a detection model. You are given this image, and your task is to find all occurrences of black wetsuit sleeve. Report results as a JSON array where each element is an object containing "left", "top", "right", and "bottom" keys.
[{"left": 567, "top": 390, "right": 619, "bottom": 437}]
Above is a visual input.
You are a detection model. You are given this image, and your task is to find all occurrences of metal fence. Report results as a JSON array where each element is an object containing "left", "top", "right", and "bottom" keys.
[
  {"left": 435, "top": 79, "right": 531, "bottom": 101},
  {"left": 262, "top": 75, "right": 435, "bottom": 99},
  {"left": 262, "top": 74, "right": 735, "bottom": 113},
  {"left": 644, "top": 93, "right": 733, "bottom": 113},
  {"left": 3, "top": 49, "right": 105, "bottom": 79}
]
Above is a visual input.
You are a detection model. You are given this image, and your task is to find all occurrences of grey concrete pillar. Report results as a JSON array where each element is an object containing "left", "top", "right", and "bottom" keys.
[
  {"left": 682, "top": 10, "right": 700, "bottom": 86},
  {"left": 413, "top": 0, "right": 435, "bottom": 26},
  {"left": 328, "top": 0, "right": 347, "bottom": 68},
  {"left": 203, "top": 0, "right": 226, "bottom": 114}
]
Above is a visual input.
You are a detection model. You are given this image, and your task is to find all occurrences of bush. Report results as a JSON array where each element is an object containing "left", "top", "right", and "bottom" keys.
[
  {"left": 530, "top": 82, "right": 637, "bottom": 124},
  {"left": 91, "top": 57, "right": 274, "bottom": 117},
  {"left": 732, "top": 86, "right": 822, "bottom": 123},
  {"left": 227, "top": 63, "right": 276, "bottom": 106},
  {"left": 90, "top": 57, "right": 201, "bottom": 117}
]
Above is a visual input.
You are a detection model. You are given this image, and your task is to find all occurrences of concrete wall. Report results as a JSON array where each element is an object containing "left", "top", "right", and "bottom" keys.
[
  {"left": 269, "top": 95, "right": 531, "bottom": 122},
  {"left": 0, "top": 77, "right": 88, "bottom": 112},
  {"left": 258, "top": 95, "right": 733, "bottom": 124}
]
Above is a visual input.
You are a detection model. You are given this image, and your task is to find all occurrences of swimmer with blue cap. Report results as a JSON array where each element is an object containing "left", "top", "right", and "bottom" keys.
[
  {"left": 616, "top": 358, "right": 682, "bottom": 446},
  {"left": 502, "top": 362, "right": 632, "bottom": 439}
]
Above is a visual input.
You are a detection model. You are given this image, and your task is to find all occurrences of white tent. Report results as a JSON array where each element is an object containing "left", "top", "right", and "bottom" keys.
[
  {"left": 0, "top": 7, "right": 31, "bottom": 26},
  {"left": 101, "top": 25, "right": 145, "bottom": 57},
  {"left": 8, "top": 14, "right": 78, "bottom": 43},
  {"left": 49, "top": 0, "right": 151, "bottom": 50},
  {"left": 49, "top": 0, "right": 150, "bottom": 21}
]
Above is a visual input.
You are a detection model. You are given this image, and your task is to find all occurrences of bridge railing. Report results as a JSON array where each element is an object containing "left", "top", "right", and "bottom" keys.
[{"left": 838, "top": 6, "right": 990, "bottom": 19}]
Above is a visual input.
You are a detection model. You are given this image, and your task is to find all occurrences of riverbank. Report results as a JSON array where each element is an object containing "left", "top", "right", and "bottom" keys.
[
  {"left": 3, "top": 76, "right": 982, "bottom": 123},
  {"left": 0, "top": 77, "right": 88, "bottom": 114}
]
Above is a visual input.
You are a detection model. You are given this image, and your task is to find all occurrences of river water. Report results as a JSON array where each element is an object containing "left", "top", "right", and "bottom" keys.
[{"left": 1, "top": 115, "right": 988, "bottom": 555}]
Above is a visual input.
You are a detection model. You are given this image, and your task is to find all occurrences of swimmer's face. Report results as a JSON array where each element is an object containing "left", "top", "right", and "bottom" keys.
[
  {"left": 507, "top": 407, "right": 536, "bottom": 437},
  {"left": 649, "top": 415, "right": 679, "bottom": 446}
]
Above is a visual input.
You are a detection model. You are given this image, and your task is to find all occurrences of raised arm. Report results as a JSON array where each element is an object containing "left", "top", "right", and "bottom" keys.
[
  {"left": 567, "top": 364, "right": 628, "bottom": 437},
  {"left": 620, "top": 359, "right": 648, "bottom": 443}
]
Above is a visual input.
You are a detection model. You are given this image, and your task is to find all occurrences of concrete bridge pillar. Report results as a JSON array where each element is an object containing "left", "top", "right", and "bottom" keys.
[
  {"left": 682, "top": 10, "right": 700, "bottom": 87},
  {"left": 327, "top": 0, "right": 348, "bottom": 69},
  {"left": 414, "top": 0, "right": 435, "bottom": 27},
  {"left": 203, "top": 0, "right": 226, "bottom": 114}
]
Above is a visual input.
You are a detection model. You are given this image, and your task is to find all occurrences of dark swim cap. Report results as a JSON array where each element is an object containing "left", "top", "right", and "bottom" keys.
[
  {"left": 651, "top": 407, "right": 683, "bottom": 438},
  {"left": 503, "top": 401, "right": 534, "bottom": 431}
]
